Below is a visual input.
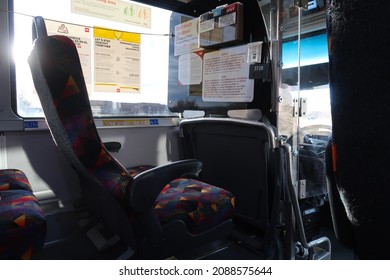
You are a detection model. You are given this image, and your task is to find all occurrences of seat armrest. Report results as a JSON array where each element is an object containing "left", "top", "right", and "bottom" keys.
[{"left": 127, "top": 159, "right": 202, "bottom": 211}]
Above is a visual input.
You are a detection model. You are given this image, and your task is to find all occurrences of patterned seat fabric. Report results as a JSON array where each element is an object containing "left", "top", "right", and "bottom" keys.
[
  {"left": 128, "top": 166, "right": 235, "bottom": 234},
  {"left": 128, "top": 165, "right": 234, "bottom": 233},
  {"left": 155, "top": 178, "right": 235, "bottom": 234},
  {"left": 0, "top": 169, "right": 35, "bottom": 192},
  {"left": 0, "top": 170, "right": 46, "bottom": 259}
]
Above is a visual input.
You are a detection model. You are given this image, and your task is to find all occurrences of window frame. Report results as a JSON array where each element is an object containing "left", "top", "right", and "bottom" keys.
[{"left": 10, "top": 0, "right": 179, "bottom": 122}]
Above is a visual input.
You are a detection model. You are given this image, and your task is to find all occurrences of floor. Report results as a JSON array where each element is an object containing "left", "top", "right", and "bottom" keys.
[{"left": 38, "top": 205, "right": 354, "bottom": 260}]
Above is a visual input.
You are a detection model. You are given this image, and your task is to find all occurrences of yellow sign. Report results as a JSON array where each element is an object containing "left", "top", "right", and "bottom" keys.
[
  {"left": 93, "top": 27, "right": 140, "bottom": 43},
  {"left": 93, "top": 27, "right": 141, "bottom": 93}
]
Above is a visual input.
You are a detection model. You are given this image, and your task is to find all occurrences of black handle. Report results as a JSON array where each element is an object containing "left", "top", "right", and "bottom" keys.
[{"left": 103, "top": 142, "right": 122, "bottom": 153}]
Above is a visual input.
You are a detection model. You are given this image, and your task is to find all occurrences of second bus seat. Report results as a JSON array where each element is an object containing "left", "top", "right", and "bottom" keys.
[
  {"left": 179, "top": 115, "right": 277, "bottom": 232},
  {"left": 0, "top": 169, "right": 46, "bottom": 259}
]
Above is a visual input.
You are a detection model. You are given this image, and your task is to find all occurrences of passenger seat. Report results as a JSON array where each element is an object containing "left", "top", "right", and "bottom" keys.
[{"left": 0, "top": 169, "right": 46, "bottom": 259}]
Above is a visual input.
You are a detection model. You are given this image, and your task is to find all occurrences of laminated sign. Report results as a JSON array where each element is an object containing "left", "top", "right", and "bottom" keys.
[{"left": 202, "top": 45, "right": 254, "bottom": 102}]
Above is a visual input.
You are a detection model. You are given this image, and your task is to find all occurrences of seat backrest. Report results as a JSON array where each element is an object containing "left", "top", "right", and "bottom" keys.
[
  {"left": 327, "top": 1, "right": 390, "bottom": 259},
  {"left": 28, "top": 17, "right": 138, "bottom": 249},
  {"left": 28, "top": 17, "right": 133, "bottom": 205},
  {"left": 180, "top": 117, "right": 276, "bottom": 231}
]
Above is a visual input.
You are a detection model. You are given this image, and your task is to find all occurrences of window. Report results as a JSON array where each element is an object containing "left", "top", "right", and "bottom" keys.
[
  {"left": 282, "top": 32, "right": 331, "bottom": 128},
  {"left": 13, "top": 0, "right": 176, "bottom": 117}
]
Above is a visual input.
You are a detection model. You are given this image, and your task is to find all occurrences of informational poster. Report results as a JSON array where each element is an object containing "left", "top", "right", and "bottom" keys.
[
  {"left": 93, "top": 27, "right": 141, "bottom": 93},
  {"left": 45, "top": 20, "right": 92, "bottom": 92},
  {"left": 178, "top": 51, "right": 203, "bottom": 86},
  {"left": 174, "top": 18, "right": 201, "bottom": 56},
  {"left": 202, "top": 44, "right": 254, "bottom": 102},
  {"left": 71, "top": 0, "right": 151, "bottom": 28}
]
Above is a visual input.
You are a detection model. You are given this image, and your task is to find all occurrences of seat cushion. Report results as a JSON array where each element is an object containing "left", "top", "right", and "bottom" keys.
[
  {"left": 154, "top": 178, "right": 234, "bottom": 234},
  {"left": 0, "top": 170, "right": 46, "bottom": 259},
  {"left": 0, "top": 169, "right": 35, "bottom": 192},
  {"left": 0, "top": 190, "right": 46, "bottom": 259}
]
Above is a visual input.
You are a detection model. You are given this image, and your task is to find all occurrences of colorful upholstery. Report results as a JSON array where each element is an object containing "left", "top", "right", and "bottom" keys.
[
  {"left": 128, "top": 166, "right": 234, "bottom": 234},
  {"left": 0, "top": 169, "right": 36, "bottom": 192},
  {"left": 0, "top": 169, "right": 46, "bottom": 259},
  {"left": 29, "top": 34, "right": 133, "bottom": 204},
  {"left": 155, "top": 178, "right": 234, "bottom": 234}
]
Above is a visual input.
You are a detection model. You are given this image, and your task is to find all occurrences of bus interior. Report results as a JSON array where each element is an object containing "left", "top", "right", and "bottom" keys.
[{"left": 0, "top": 0, "right": 387, "bottom": 261}]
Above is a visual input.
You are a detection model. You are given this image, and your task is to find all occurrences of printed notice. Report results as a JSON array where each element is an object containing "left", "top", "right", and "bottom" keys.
[
  {"left": 71, "top": 0, "right": 151, "bottom": 28},
  {"left": 178, "top": 51, "right": 203, "bottom": 85},
  {"left": 202, "top": 45, "right": 254, "bottom": 102},
  {"left": 174, "top": 18, "right": 201, "bottom": 56},
  {"left": 94, "top": 27, "right": 141, "bottom": 93},
  {"left": 45, "top": 20, "right": 92, "bottom": 93}
]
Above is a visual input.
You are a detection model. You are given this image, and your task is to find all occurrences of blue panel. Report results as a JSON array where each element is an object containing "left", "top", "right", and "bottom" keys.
[
  {"left": 150, "top": 119, "right": 159, "bottom": 125},
  {"left": 24, "top": 121, "right": 39, "bottom": 129},
  {"left": 282, "top": 33, "right": 328, "bottom": 69}
]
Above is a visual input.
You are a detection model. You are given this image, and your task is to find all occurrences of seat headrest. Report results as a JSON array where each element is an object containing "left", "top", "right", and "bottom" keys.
[{"left": 32, "top": 16, "right": 47, "bottom": 42}]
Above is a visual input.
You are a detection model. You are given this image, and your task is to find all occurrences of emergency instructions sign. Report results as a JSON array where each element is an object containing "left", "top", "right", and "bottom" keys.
[{"left": 202, "top": 44, "right": 254, "bottom": 102}]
